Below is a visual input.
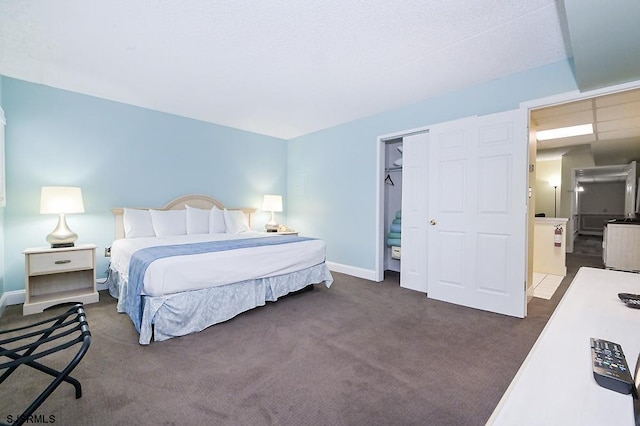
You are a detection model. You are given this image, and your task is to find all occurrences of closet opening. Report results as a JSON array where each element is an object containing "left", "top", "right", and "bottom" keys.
[
  {"left": 382, "top": 138, "right": 403, "bottom": 281},
  {"left": 377, "top": 127, "right": 428, "bottom": 283}
]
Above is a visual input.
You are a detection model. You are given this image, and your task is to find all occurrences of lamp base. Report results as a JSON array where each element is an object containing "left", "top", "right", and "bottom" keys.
[
  {"left": 51, "top": 242, "right": 75, "bottom": 249},
  {"left": 46, "top": 213, "right": 78, "bottom": 249},
  {"left": 265, "top": 212, "right": 279, "bottom": 232}
]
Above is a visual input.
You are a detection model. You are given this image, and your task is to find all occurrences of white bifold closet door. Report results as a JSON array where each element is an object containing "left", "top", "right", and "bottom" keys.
[
  {"left": 400, "top": 132, "right": 429, "bottom": 293},
  {"left": 401, "top": 109, "right": 527, "bottom": 318}
]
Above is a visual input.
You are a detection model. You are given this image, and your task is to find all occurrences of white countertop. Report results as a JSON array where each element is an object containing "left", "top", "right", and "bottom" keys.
[{"left": 488, "top": 267, "right": 640, "bottom": 425}]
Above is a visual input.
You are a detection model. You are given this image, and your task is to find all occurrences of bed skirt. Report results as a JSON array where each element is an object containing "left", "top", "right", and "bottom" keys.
[{"left": 108, "top": 264, "right": 333, "bottom": 344}]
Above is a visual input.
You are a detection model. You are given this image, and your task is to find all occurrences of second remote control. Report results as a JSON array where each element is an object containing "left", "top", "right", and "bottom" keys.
[{"left": 591, "top": 338, "right": 634, "bottom": 395}]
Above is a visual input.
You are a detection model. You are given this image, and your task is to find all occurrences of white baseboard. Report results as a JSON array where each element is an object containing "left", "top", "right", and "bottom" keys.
[
  {"left": 96, "top": 277, "right": 108, "bottom": 291},
  {"left": 1, "top": 289, "right": 26, "bottom": 307},
  {"left": 326, "top": 262, "right": 377, "bottom": 281}
]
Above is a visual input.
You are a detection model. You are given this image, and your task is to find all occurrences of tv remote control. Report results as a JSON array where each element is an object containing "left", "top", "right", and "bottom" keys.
[
  {"left": 618, "top": 293, "right": 640, "bottom": 309},
  {"left": 591, "top": 338, "right": 634, "bottom": 395}
]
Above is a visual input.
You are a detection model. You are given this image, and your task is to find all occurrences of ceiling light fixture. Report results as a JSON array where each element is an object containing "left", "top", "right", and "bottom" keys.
[{"left": 536, "top": 124, "right": 594, "bottom": 141}]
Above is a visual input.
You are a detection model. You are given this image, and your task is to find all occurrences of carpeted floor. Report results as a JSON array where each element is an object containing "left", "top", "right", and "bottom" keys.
[
  {"left": 572, "top": 234, "right": 604, "bottom": 257},
  {"left": 0, "top": 254, "right": 603, "bottom": 426}
]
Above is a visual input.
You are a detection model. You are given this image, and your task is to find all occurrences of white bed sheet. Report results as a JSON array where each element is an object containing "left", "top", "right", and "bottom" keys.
[{"left": 110, "top": 232, "right": 327, "bottom": 297}]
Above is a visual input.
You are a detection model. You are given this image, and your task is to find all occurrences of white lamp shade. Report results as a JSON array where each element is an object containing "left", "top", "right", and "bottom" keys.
[
  {"left": 40, "top": 186, "right": 85, "bottom": 214},
  {"left": 262, "top": 195, "right": 283, "bottom": 212}
]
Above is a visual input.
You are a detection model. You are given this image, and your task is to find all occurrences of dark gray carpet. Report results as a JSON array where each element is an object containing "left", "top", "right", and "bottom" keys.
[
  {"left": 572, "top": 234, "right": 604, "bottom": 257},
  {"left": 0, "top": 254, "right": 602, "bottom": 426}
]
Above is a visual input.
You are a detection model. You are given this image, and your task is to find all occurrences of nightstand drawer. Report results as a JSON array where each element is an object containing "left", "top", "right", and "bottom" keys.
[{"left": 28, "top": 250, "right": 93, "bottom": 275}]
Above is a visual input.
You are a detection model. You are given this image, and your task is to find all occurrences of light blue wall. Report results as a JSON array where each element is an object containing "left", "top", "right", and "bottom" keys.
[
  {"left": 0, "top": 59, "right": 582, "bottom": 294},
  {"left": 2, "top": 77, "right": 287, "bottom": 292},
  {"left": 287, "top": 59, "right": 579, "bottom": 272}
]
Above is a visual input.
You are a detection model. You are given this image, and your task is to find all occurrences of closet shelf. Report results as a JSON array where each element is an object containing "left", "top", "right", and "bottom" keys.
[{"left": 385, "top": 166, "right": 402, "bottom": 172}]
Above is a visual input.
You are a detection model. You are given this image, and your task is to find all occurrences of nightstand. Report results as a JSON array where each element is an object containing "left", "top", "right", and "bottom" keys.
[{"left": 23, "top": 244, "right": 99, "bottom": 315}]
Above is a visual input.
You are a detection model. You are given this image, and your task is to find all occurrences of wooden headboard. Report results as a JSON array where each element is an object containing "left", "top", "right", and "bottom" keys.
[{"left": 111, "top": 194, "right": 257, "bottom": 239}]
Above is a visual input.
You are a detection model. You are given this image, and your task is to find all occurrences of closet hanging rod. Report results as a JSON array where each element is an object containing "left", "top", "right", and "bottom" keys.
[{"left": 384, "top": 166, "right": 402, "bottom": 172}]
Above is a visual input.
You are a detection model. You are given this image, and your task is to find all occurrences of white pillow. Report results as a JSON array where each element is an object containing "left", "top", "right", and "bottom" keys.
[
  {"left": 209, "top": 206, "right": 226, "bottom": 233},
  {"left": 123, "top": 208, "right": 155, "bottom": 238},
  {"left": 149, "top": 209, "right": 187, "bottom": 237},
  {"left": 186, "top": 205, "right": 209, "bottom": 235},
  {"left": 224, "top": 209, "right": 250, "bottom": 234}
]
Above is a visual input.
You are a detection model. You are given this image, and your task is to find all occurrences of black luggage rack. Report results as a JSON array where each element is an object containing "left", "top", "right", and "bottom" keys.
[{"left": 0, "top": 304, "right": 91, "bottom": 426}]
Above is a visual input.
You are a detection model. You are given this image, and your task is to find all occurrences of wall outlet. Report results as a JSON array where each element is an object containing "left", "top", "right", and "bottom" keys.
[{"left": 104, "top": 247, "right": 111, "bottom": 257}]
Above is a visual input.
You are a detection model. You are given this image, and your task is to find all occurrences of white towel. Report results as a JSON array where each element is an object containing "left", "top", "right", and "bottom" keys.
[{"left": 393, "top": 157, "right": 403, "bottom": 167}]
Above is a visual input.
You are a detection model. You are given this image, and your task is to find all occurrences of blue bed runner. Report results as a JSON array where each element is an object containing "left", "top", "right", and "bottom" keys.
[{"left": 125, "top": 235, "right": 314, "bottom": 332}]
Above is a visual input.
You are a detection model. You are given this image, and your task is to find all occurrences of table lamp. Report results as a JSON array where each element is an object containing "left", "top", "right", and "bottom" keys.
[
  {"left": 262, "top": 194, "right": 283, "bottom": 232},
  {"left": 40, "top": 186, "right": 85, "bottom": 248}
]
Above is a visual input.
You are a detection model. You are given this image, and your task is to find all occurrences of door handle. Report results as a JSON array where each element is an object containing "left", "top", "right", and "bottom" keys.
[{"left": 430, "top": 219, "right": 437, "bottom": 225}]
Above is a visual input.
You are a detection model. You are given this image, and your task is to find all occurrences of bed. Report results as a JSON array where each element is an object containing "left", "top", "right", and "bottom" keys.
[{"left": 106, "top": 194, "right": 334, "bottom": 344}]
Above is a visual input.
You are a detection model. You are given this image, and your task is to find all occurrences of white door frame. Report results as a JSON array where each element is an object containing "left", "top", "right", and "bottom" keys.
[
  {"left": 375, "top": 126, "right": 429, "bottom": 281},
  {"left": 521, "top": 79, "right": 640, "bottom": 290}
]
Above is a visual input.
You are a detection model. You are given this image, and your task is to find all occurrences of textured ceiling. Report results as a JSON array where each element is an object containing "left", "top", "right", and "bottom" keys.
[
  {"left": 532, "top": 88, "right": 640, "bottom": 166},
  {"left": 0, "top": 1, "right": 570, "bottom": 139}
]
